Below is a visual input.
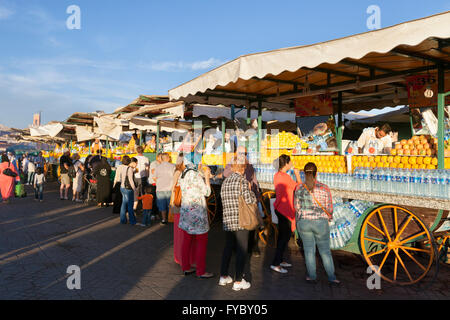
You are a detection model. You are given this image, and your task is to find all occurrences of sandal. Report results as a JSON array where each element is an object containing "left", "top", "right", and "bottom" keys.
[
  {"left": 183, "top": 268, "right": 196, "bottom": 276},
  {"left": 329, "top": 279, "right": 341, "bottom": 286}
]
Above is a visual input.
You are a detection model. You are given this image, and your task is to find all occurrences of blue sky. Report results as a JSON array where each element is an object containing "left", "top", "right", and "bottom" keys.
[{"left": 0, "top": 0, "right": 449, "bottom": 128}]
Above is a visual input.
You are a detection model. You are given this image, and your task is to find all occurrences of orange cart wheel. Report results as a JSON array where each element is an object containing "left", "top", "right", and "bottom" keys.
[
  {"left": 359, "top": 205, "right": 438, "bottom": 286},
  {"left": 259, "top": 191, "right": 278, "bottom": 248},
  {"left": 206, "top": 189, "right": 218, "bottom": 226},
  {"left": 434, "top": 234, "right": 449, "bottom": 264}
]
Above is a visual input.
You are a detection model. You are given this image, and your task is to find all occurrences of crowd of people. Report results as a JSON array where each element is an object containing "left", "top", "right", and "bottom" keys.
[{"left": 0, "top": 143, "right": 341, "bottom": 291}]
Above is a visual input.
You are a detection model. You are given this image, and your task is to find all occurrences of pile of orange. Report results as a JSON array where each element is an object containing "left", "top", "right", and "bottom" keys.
[
  {"left": 292, "top": 155, "right": 347, "bottom": 173},
  {"left": 391, "top": 135, "right": 437, "bottom": 157},
  {"left": 352, "top": 155, "right": 438, "bottom": 171}
]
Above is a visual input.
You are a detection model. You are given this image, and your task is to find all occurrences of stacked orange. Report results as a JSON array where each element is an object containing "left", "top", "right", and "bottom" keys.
[
  {"left": 391, "top": 135, "right": 437, "bottom": 157},
  {"left": 292, "top": 155, "right": 346, "bottom": 174},
  {"left": 352, "top": 154, "right": 439, "bottom": 171}
]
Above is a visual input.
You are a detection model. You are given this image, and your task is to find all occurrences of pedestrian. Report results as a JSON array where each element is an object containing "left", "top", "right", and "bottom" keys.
[
  {"left": 111, "top": 161, "right": 122, "bottom": 214},
  {"left": 294, "top": 162, "right": 340, "bottom": 285},
  {"left": 113, "top": 155, "right": 137, "bottom": 225},
  {"left": 154, "top": 153, "right": 175, "bottom": 225},
  {"left": 270, "top": 154, "right": 302, "bottom": 274},
  {"left": 33, "top": 166, "right": 46, "bottom": 202},
  {"left": 0, "top": 153, "right": 20, "bottom": 204},
  {"left": 133, "top": 146, "right": 150, "bottom": 211},
  {"left": 22, "top": 155, "right": 29, "bottom": 184},
  {"left": 7, "top": 152, "right": 19, "bottom": 173},
  {"left": 71, "top": 153, "right": 84, "bottom": 203},
  {"left": 219, "top": 160, "right": 257, "bottom": 291},
  {"left": 27, "top": 160, "right": 36, "bottom": 186},
  {"left": 222, "top": 146, "right": 263, "bottom": 257},
  {"left": 93, "top": 157, "right": 112, "bottom": 207},
  {"left": 137, "top": 186, "right": 154, "bottom": 227},
  {"left": 178, "top": 158, "right": 214, "bottom": 279},
  {"left": 59, "top": 149, "right": 72, "bottom": 200},
  {"left": 171, "top": 155, "right": 185, "bottom": 265}
]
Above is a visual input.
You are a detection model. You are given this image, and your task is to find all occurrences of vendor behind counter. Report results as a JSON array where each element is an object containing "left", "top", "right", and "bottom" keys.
[{"left": 357, "top": 123, "right": 393, "bottom": 155}]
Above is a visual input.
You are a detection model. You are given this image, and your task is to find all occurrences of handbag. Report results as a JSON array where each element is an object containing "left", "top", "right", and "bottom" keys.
[
  {"left": 302, "top": 183, "right": 333, "bottom": 221},
  {"left": 173, "top": 168, "right": 195, "bottom": 207},
  {"left": 3, "top": 163, "right": 18, "bottom": 178},
  {"left": 238, "top": 180, "right": 263, "bottom": 230},
  {"left": 124, "top": 167, "right": 133, "bottom": 190}
]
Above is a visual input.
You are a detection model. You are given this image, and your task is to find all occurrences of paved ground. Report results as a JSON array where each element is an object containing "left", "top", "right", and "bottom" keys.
[{"left": 0, "top": 182, "right": 449, "bottom": 300}]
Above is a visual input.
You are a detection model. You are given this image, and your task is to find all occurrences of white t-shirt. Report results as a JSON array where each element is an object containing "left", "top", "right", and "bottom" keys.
[
  {"left": 134, "top": 155, "right": 150, "bottom": 179},
  {"left": 34, "top": 173, "right": 46, "bottom": 185},
  {"left": 357, "top": 127, "right": 392, "bottom": 153},
  {"left": 73, "top": 160, "right": 83, "bottom": 178},
  {"left": 148, "top": 160, "right": 160, "bottom": 184},
  {"left": 154, "top": 162, "right": 175, "bottom": 192},
  {"left": 28, "top": 162, "right": 36, "bottom": 173}
]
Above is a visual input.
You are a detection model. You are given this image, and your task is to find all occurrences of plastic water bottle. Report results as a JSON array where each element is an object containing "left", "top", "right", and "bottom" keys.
[
  {"left": 423, "top": 170, "right": 431, "bottom": 198},
  {"left": 385, "top": 168, "right": 393, "bottom": 194},
  {"left": 430, "top": 170, "right": 438, "bottom": 198},
  {"left": 437, "top": 169, "right": 445, "bottom": 199},
  {"left": 445, "top": 170, "right": 450, "bottom": 199}
]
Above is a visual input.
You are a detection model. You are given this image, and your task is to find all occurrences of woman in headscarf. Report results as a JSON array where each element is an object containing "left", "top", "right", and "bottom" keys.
[
  {"left": 178, "top": 157, "right": 214, "bottom": 278},
  {"left": 0, "top": 153, "right": 20, "bottom": 204},
  {"left": 93, "top": 157, "right": 112, "bottom": 207}
]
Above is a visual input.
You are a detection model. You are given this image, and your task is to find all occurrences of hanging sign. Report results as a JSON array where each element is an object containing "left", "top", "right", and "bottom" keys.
[
  {"left": 406, "top": 73, "right": 450, "bottom": 108},
  {"left": 294, "top": 94, "right": 333, "bottom": 117}
]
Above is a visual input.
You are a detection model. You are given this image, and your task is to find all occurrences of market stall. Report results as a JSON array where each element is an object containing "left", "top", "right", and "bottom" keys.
[{"left": 169, "top": 11, "right": 450, "bottom": 285}]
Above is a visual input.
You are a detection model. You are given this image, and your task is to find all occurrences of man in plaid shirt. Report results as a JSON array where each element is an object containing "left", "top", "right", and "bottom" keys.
[{"left": 295, "top": 162, "right": 340, "bottom": 285}]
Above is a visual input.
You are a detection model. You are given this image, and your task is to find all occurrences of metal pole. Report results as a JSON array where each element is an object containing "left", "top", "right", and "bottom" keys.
[
  {"left": 88, "top": 141, "right": 91, "bottom": 154},
  {"left": 231, "top": 104, "right": 235, "bottom": 121},
  {"left": 156, "top": 121, "right": 160, "bottom": 154},
  {"left": 246, "top": 105, "right": 251, "bottom": 150},
  {"left": 437, "top": 65, "right": 445, "bottom": 170},
  {"left": 337, "top": 92, "right": 343, "bottom": 155},
  {"left": 257, "top": 99, "right": 262, "bottom": 153},
  {"left": 221, "top": 118, "right": 226, "bottom": 166},
  {"left": 408, "top": 109, "right": 415, "bottom": 137}
]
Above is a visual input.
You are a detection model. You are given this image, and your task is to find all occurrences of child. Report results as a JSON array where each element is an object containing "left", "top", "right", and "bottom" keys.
[
  {"left": 137, "top": 186, "right": 154, "bottom": 227},
  {"left": 33, "top": 167, "right": 45, "bottom": 202}
]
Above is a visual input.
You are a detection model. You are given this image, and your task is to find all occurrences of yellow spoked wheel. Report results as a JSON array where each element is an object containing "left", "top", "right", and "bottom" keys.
[
  {"left": 206, "top": 189, "right": 218, "bottom": 226},
  {"left": 435, "top": 234, "right": 449, "bottom": 263},
  {"left": 259, "top": 191, "right": 278, "bottom": 248},
  {"left": 359, "top": 205, "right": 437, "bottom": 286}
]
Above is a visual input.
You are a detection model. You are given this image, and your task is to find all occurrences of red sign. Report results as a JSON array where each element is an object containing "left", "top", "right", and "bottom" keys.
[
  {"left": 294, "top": 94, "right": 333, "bottom": 117},
  {"left": 406, "top": 74, "right": 450, "bottom": 108}
]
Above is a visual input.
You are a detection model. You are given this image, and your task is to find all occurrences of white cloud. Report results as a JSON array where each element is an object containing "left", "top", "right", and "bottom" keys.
[
  {"left": 141, "top": 58, "right": 225, "bottom": 72},
  {"left": 0, "top": 5, "right": 13, "bottom": 20}
]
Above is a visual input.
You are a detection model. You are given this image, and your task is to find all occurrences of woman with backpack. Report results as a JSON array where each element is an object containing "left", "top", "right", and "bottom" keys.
[{"left": 0, "top": 153, "right": 20, "bottom": 204}]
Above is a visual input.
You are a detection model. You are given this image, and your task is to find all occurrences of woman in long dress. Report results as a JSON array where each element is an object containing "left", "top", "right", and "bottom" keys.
[
  {"left": 93, "top": 158, "right": 112, "bottom": 207},
  {"left": 0, "top": 154, "right": 20, "bottom": 204}
]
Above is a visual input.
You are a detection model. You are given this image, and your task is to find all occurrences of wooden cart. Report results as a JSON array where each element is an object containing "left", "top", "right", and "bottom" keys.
[{"left": 259, "top": 182, "right": 450, "bottom": 286}]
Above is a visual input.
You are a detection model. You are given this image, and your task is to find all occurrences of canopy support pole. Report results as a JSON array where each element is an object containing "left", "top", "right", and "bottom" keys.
[
  {"left": 437, "top": 64, "right": 446, "bottom": 170},
  {"left": 337, "top": 92, "right": 343, "bottom": 155},
  {"left": 408, "top": 109, "right": 415, "bottom": 137},
  {"left": 156, "top": 121, "right": 160, "bottom": 154},
  {"left": 88, "top": 141, "right": 91, "bottom": 154},
  {"left": 246, "top": 106, "right": 251, "bottom": 150},
  {"left": 221, "top": 118, "right": 226, "bottom": 166},
  {"left": 257, "top": 99, "right": 262, "bottom": 154},
  {"left": 231, "top": 104, "right": 235, "bottom": 121}
]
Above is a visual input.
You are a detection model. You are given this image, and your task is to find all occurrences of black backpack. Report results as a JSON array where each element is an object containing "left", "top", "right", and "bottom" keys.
[{"left": 68, "top": 165, "right": 76, "bottom": 179}]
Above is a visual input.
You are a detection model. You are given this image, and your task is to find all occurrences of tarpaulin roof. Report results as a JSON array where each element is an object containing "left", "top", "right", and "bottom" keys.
[{"left": 169, "top": 11, "right": 450, "bottom": 113}]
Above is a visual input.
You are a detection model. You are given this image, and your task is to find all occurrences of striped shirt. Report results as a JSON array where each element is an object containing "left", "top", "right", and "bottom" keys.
[
  {"left": 220, "top": 172, "right": 257, "bottom": 232},
  {"left": 294, "top": 181, "right": 333, "bottom": 220}
]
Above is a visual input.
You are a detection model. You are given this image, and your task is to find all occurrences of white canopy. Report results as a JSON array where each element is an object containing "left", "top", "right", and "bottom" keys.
[
  {"left": 30, "top": 123, "right": 64, "bottom": 138},
  {"left": 169, "top": 11, "right": 450, "bottom": 111}
]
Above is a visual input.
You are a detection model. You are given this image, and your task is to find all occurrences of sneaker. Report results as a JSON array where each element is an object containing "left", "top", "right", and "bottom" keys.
[
  {"left": 160, "top": 220, "right": 168, "bottom": 225},
  {"left": 197, "top": 272, "right": 214, "bottom": 279},
  {"left": 218, "top": 276, "right": 233, "bottom": 286},
  {"left": 280, "top": 262, "right": 292, "bottom": 268},
  {"left": 232, "top": 279, "right": 251, "bottom": 291},
  {"left": 137, "top": 223, "right": 146, "bottom": 227},
  {"left": 270, "top": 265, "right": 288, "bottom": 274}
]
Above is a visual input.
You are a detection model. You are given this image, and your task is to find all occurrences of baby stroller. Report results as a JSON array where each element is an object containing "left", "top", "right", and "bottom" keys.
[{"left": 84, "top": 176, "right": 98, "bottom": 204}]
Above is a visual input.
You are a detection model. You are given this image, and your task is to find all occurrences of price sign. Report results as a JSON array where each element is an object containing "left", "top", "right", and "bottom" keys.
[{"left": 406, "top": 73, "right": 450, "bottom": 108}]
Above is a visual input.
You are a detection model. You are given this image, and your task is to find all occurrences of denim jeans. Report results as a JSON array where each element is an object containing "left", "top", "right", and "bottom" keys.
[
  {"left": 120, "top": 188, "right": 136, "bottom": 225},
  {"left": 142, "top": 209, "right": 152, "bottom": 226},
  {"left": 297, "top": 219, "right": 336, "bottom": 281},
  {"left": 27, "top": 172, "right": 35, "bottom": 185},
  {"left": 35, "top": 184, "right": 43, "bottom": 201}
]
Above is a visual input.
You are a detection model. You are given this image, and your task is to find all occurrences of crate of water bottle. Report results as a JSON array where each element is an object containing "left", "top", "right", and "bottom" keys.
[{"left": 317, "top": 172, "right": 353, "bottom": 190}]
